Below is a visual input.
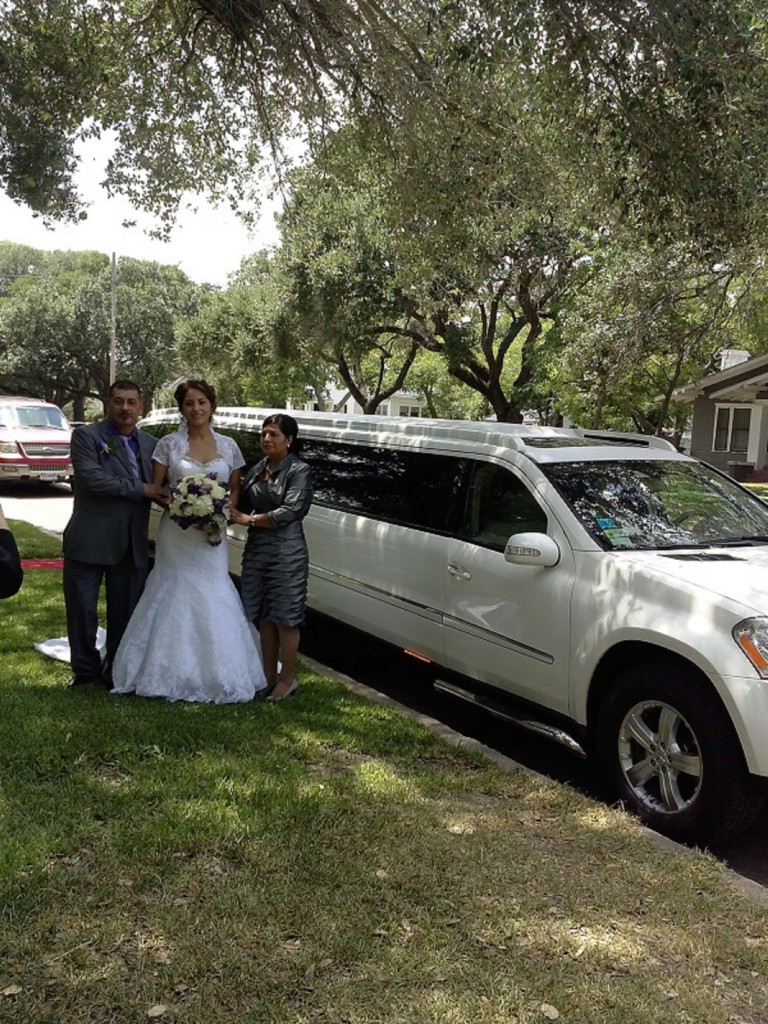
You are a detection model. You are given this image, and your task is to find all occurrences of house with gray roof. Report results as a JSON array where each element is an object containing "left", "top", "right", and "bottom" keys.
[{"left": 674, "top": 349, "right": 768, "bottom": 479}]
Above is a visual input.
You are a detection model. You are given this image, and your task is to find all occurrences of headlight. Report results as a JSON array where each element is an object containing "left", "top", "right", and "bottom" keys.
[
  {"left": 733, "top": 617, "right": 768, "bottom": 678},
  {"left": 0, "top": 442, "right": 18, "bottom": 454}
]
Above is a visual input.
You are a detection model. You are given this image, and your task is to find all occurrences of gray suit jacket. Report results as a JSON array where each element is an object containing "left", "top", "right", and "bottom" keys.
[{"left": 63, "top": 420, "right": 158, "bottom": 566}]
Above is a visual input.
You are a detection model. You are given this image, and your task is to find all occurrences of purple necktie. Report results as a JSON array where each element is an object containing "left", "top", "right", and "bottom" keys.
[{"left": 119, "top": 434, "right": 140, "bottom": 479}]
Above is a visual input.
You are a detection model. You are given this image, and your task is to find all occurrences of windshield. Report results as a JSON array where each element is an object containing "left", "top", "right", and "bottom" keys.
[
  {"left": 0, "top": 404, "right": 69, "bottom": 430},
  {"left": 543, "top": 459, "right": 768, "bottom": 550}
]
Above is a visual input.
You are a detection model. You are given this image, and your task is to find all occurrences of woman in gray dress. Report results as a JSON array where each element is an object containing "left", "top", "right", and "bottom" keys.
[{"left": 231, "top": 414, "right": 313, "bottom": 701}]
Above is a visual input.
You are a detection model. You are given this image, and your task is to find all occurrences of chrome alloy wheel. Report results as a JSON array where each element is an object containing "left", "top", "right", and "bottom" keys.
[{"left": 617, "top": 699, "right": 703, "bottom": 815}]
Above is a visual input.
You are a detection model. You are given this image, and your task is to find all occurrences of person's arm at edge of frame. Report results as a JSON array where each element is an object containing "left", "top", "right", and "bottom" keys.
[{"left": 0, "top": 503, "right": 23, "bottom": 598}]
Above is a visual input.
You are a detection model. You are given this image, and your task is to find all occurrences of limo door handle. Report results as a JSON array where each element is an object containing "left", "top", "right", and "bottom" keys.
[{"left": 447, "top": 563, "right": 471, "bottom": 581}]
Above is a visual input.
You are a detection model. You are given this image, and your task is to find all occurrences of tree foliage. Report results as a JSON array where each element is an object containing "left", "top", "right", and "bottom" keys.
[
  {"left": 528, "top": 236, "right": 750, "bottom": 439},
  {"left": 407, "top": 350, "right": 490, "bottom": 420},
  {"left": 175, "top": 252, "right": 322, "bottom": 406},
  {"left": 274, "top": 118, "right": 584, "bottom": 420},
  {"left": 463, "top": 1, "right": 768, "bottom": 246},
  {"left": 0, "top": 244, "right": 202, "bottom": 417},
  {"left": 3, "top": 1, "right": 768, "bottom": 253},
  {"left": 5, "top": 4, "right": 768, "bottom": 425},
  {"left": 0, "top": 0, "right": 432, "bottom": 229},
  {"left": 274, "top": 155, "right": 424, "bottom": 413},
  {"left": 0, "top": 247, "right": 111, "bottom": 415}
]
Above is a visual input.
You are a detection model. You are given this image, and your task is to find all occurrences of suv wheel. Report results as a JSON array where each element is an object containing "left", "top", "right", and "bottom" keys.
[{"left": 596, "top": 663, "right": 763, "bottom": 844}]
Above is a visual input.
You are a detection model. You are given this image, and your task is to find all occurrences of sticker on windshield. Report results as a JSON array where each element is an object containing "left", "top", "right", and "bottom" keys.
[
  {"left": 596, "top": 518, "right": 615, "bottom": 529},
  {"left": 602, "top": 527, "right": 632, "bottom": 548}
]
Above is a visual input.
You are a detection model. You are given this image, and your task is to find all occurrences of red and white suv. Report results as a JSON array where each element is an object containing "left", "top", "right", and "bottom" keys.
[{"left": 0, "top": 397, "right": 73, "bottom": 484}]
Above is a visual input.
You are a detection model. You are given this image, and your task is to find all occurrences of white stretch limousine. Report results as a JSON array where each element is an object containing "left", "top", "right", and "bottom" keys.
[{"left": 142, "top": 407, "right": 768, "bottom": 843}]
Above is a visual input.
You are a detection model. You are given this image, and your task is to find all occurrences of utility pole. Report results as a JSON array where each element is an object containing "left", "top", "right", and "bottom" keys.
[{"left": 109, "top": 252, "right": 117, "bottom": 384}]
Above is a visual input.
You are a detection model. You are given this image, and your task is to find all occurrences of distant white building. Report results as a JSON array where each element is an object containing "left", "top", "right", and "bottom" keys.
[{"left": 288, "top": 388, "right": 427, "bottom": 417}]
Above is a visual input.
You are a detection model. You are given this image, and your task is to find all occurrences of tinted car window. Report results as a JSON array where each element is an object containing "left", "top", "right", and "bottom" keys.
[
  {"left": 465, "top": 462, "right": 548, "bottom": 550},
  {"left": 544, "top": 459, "right": 768, "bottom": 550},
  {"left": 141, "top": 421, "right": 177, "bottom": 441},
  {"left": 301, "top": 439, "right": 467, "bottom": 533},
  {"left": 220, "top": 426, "right": 263, "bottom": 466},
  {"left": 141, "top": 421, "right": 265, "bottom": 466}
]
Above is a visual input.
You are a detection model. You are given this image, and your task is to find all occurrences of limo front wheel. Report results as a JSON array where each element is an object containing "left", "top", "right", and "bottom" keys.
[{"left": 596, "top": 664, "right": 763, "bottom": 844}]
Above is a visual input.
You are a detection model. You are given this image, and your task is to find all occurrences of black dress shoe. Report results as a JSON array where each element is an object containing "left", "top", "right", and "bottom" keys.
[{"left": 67, "top": 675, "right": 102, "bottom": 688}]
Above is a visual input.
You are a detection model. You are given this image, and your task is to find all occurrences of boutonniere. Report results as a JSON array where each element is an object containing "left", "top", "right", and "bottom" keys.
[{"left": 100, "top": 438, "right": 119, "bottom": 457}]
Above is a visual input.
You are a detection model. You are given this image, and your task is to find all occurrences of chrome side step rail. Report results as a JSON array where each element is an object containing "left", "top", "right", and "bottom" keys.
[{"left": 434, "top": 678, "right": 587, "bottom": 758}]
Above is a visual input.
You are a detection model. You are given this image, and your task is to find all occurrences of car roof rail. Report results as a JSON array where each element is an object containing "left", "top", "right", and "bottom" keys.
[
  {"left": 142, "top": 407, "right": 678, "bottom": 454},
  {"left": 575, "top": 429, "right": 677, "bottom": 451}
]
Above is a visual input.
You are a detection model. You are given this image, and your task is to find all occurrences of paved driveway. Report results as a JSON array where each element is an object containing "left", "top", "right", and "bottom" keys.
[{"left": 0, "top": 483, "right": 72, "bottom": 535}]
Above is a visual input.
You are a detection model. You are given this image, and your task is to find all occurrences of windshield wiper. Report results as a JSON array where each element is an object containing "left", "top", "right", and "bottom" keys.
[
  {"left": 711, "top": 536, "right": 768, "bottom": 546},
  {"left": 646, "top": 542, "right": 713, "bottom": 551}
]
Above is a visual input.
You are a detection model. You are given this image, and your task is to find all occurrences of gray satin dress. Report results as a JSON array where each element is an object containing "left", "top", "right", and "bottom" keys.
[{"left": 239, "top": 453, "right": 313, "bottom": 627}]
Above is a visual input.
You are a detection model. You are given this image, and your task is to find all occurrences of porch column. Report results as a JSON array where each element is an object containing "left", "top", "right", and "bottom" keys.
[{"left": 747, "top": 402, "right": 768, "bottom": 471}]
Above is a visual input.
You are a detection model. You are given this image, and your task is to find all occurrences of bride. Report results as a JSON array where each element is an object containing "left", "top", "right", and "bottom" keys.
[{"left": 111, "top": 379, "right": 267, "bottom": 702}]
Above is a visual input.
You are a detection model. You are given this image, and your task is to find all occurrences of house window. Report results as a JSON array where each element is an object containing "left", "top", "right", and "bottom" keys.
[
  {"left": 398, "top": 405, "right": 423, "bottom": 417},
  {"left": 713, "top": 406, "right": 751, "bottom": 453}
]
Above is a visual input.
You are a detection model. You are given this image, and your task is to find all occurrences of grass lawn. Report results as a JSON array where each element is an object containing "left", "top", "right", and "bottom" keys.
[
  {"left": 2, "top": 522, "right": 768, "bottom": 1023},
  {"left": 745, "top": 482, "right": 768, "bottom": 501}
]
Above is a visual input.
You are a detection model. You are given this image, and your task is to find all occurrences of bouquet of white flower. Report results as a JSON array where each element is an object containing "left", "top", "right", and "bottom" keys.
[{"left": 167, "top": 473, "right": 230, "bottom": 546}]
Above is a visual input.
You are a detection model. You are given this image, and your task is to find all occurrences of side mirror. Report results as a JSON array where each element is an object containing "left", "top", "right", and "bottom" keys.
[{"left": 504, "top": 532, "right": 560, "bottom": 567}]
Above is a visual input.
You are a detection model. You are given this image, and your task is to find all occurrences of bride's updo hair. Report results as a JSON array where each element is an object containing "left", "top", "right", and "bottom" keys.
[
  {"left": 262, "top": 412, "right": 302, "bottom": 454},
  {"left": 174, "top": 378, "right": 217, "bottom": 414}
]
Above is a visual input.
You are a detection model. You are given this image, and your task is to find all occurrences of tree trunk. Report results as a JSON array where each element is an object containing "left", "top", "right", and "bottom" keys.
[{"left": 592, "top": 383, "right": 607, "bottom": 429}]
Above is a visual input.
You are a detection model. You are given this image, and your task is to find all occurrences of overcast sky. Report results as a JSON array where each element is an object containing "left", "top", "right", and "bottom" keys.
[{"left": 0, "top": 138, "right": 282, "bottom": 287}]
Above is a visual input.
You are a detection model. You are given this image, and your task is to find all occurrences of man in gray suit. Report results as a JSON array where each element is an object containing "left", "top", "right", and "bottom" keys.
[{"left": 63, "top": 380, "right": 167, "bottom": 687}]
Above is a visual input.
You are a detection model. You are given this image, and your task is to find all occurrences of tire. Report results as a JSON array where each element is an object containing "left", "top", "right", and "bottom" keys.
[{"left": 595, "top": 662, "right": 764, "bottom": 845}]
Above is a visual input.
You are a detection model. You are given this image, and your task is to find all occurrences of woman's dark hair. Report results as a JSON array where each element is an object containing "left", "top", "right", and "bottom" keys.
[
  {"left": 262, "top": 413, "right": 302, "bottom": 453},
  {"left": 174, "top": 378, "right": 217, "bottom": 414}
]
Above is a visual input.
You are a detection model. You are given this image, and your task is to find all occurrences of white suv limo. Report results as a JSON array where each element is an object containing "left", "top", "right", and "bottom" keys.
[{"left": 142, "top": 408, "right": 768, "bottom": 843}]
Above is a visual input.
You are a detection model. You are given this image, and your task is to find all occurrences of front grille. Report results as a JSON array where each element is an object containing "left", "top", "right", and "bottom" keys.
[
  {"left": 19, "top": 442, "right": 70, "bottom": 457},
  {"left": 29, "top": 462, "right": 69, "bottom": 472}
]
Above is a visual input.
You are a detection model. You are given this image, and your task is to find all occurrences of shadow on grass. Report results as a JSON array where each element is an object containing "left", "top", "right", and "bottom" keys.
[
  {"left": 2, "top": 545, "right": 768, "bottom": 1023},
  {"left": 4, "top": 667, "right": 768, "bottom": 1024}
]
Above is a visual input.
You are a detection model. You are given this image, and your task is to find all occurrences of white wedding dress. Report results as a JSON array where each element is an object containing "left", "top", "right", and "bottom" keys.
[{"left": 111, "top": 430, "right": 267, "bottom": 703}]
